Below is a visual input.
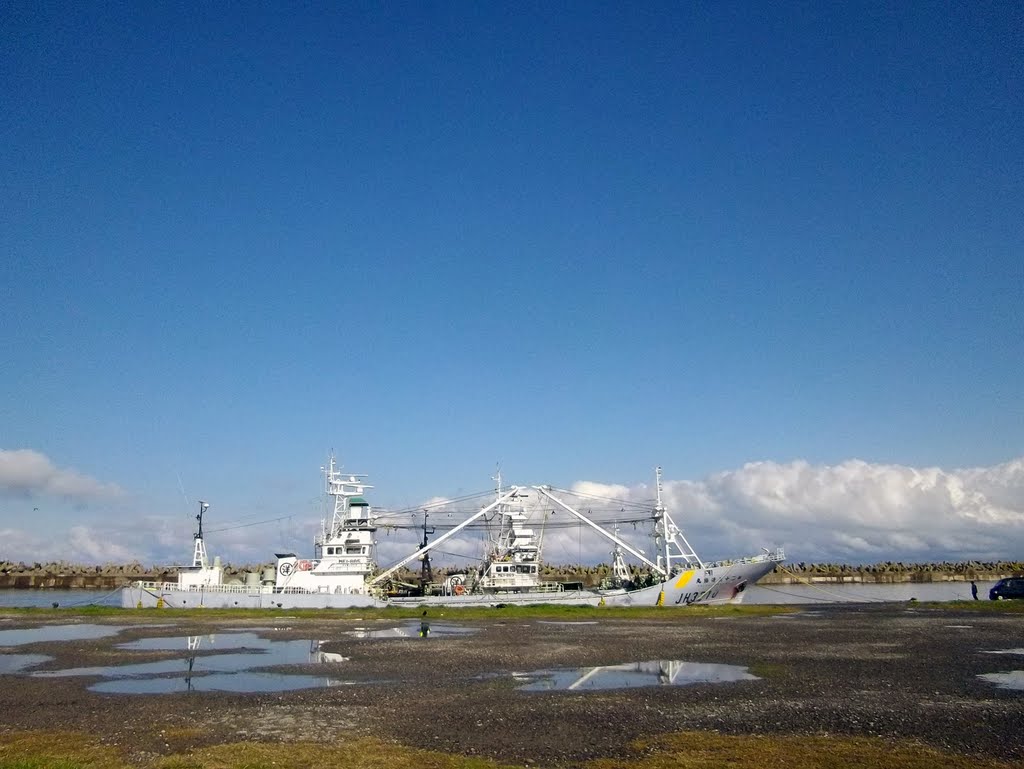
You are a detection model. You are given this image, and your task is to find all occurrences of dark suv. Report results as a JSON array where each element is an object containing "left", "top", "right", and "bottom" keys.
[{"left": 989, "top": 577, "right": 1024, "bottom": 600}]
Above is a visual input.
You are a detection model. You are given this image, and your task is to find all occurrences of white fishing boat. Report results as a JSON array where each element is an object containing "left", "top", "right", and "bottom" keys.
[{"left": 122, "top": 458, "right": 784, "bottom": 609}]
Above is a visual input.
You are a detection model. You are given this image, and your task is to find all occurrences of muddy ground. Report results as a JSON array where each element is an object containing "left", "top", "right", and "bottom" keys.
[{"left": 1, "top": 604, "right": 1022, "bottom": 765}]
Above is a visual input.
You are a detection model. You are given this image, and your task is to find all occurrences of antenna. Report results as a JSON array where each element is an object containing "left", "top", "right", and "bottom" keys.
[
  {"left": 196, "top": 500, "right": 209, "bottom": 538},
  {"left": 419, "top": 511, "right": 436, "bottom": 587},
  {"left": 192, "top": 500, "right": 210, "bottom": 569}
]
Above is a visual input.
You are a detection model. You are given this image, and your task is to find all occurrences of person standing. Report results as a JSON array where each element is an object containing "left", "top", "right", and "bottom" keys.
[{"left": 971, "top": 580, "right": 979, "bottom": 600}]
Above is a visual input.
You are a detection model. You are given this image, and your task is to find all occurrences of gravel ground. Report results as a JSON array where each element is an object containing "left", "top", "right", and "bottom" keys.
[{"left": 0, "top": 604, "right": 1022, "bottom": 766}]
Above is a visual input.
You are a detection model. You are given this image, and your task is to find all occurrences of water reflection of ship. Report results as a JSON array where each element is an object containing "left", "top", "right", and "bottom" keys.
[
  {"left": 184, "top": 635, "right": 201, "bottom": 691},
  {"left": 514, "top": 660, "right": 759, "bottom": 691},
  {"left": 180, "top": 635, "right": 349, "bottom": 691},
  {"left": 311, "top": 641, "right": 349, "bottom": 664}
]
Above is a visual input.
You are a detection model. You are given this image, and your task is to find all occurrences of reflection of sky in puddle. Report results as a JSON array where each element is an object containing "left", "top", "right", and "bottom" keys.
[
  {"left": 0, "top": 624, "right": 125, "bottom": 646},
  {"left": 346, "top": 622, "right": 475, "bottom": 639},
  {"left": 0, "top": 654, "right": 52, "bottom": 673},
  {"left": 31, "top": 633, "right": 353, "bottom": 694},
  {"left": 978, "top": 671, "right": 1024, "bottom": 690},
  {"left": 513, "top": 660, "right": 759, "bottom": 691},
  {"left": 983, "top": 649, "right": 1024, "bottom": 656}
]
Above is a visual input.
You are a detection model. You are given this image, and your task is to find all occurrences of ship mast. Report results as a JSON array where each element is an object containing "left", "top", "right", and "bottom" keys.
[
  {"left": 419, "top": 512, "right": 435, "bottom": 587},
  {"left": 657, "top": 467, "right": 669, "bottom": 575},
  {"left": 610, "top": 525, "right": 630, "bottom": 583},
  {"left": 192, "top": 500, "right": 210, "bottom": 568},
  {"left": 653, "top": 466, "right": 703, "bottom": 574},
  {"left": 323, "top": 454, "right": 374, "bottom": 538}
]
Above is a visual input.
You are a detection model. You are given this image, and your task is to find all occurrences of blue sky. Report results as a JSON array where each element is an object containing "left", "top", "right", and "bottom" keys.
[{"left": 1, "top": 2, "right": 1022, "bottom": 566}]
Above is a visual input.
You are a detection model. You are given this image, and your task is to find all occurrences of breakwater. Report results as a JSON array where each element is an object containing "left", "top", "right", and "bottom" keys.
[
  {"left": 0, "top": 573, "right": 176, "bottom": 590},
  {"left": 0, "top": 561, "right": 183, "bottom": 590},
  {"left": 758, "top": 561, "right": 1023, "bottom": 585}
]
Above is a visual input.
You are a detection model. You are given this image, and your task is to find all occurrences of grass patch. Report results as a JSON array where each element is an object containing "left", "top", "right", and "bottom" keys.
[
  {"left": 150, "top": 738, "right": 514, "bottom": 769},
  {"left": 2, "top": 730, "right": 1019, "bottom": 769},
  {"left": 0, "top": 734, "right": 517, "bottom": 769},
  {"left": 0, "top": 732, "right": 124, "bottom": 769},
  {"left": 592, "top": 731, "right": 1023, "bottom": 769},
  {"left": 925, "top": 599, "right": 1024, "bottom": 613}
]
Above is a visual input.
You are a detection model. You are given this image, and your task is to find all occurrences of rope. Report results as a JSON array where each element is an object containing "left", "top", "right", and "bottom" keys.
[
  {"left": 772, "top": 564, "right": 889, "bottom": 603},
  {"left": 754, "top": 584, "right": 848, "bottom": 603},
  {"left": 57, "top": 586, "right": 123, "bottom": 608}
]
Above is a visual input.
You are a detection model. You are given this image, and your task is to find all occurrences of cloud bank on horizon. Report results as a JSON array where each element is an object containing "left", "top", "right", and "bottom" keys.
[
  {"left": 639, "top": 456, "right": 1024, "bottom": 564},
  {"left": 1, "top": 449, "right": 1022, "bottom": 566}
]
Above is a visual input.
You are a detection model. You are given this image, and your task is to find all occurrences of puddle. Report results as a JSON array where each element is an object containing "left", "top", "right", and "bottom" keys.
[
  {"left": 0, "top": 624, "right": 125, "bottom": 646},
  {"left": 119, "top": 632, "right": 274, "bottom": 651},
  {"left": 0, "top": 654, "right": 52, "bottom": 673},
  {"left": 512, "top": 660, "right": 759, "bottom": 691},
  {"left": 944, "top": 625, "right": 974, "bottom": 629},
  {"left": 983, "top": 649, "right": 1024, "bottom": 656},
  {"left": 346, "top": 622, "right": 475, "bottom": 639},
  {"left": 978, "top": 671, "right": 1024, "bottom": 690},
  {"left": 31, "top": 633, "right": 354, "bottom": 694}
]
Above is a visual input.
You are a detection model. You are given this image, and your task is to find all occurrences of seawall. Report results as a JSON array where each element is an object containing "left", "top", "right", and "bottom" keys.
[{"left": 0, "top": 573, "right": 176, "bottom": 590}]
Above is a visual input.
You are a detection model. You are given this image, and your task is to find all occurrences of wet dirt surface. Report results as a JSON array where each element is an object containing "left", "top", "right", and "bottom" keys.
[{"left": 0, "top": 604, "right": 1022, "bottom": 765}]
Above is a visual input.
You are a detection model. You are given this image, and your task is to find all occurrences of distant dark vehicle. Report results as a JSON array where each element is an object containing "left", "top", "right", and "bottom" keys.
[{"left": 989, "top": 578, "right": 1024, "bottom": 600}]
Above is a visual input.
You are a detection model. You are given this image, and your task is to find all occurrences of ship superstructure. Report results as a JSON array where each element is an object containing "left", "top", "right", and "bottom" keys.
[{"left": 273, "top": 456, "right": 378, "bottom": 596}]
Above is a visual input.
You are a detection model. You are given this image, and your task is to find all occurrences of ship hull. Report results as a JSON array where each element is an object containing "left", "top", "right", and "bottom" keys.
[
  {"left": 121, "top": 583, "right": 380, "bottom": 609},
  {"left": 121, "top": 555, "right": 778, "bottom": 610}
]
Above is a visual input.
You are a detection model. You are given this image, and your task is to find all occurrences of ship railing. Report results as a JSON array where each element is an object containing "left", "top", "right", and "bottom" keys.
[
  {"left": 133, "top": 581, "right": 175, "bottom": 592},
  {"left": 132, "top": 581, "right": 258, "bottom": 593},
  {"left": 702, "top": 548, "right": 786, "bottom": 569},
  {"left": 132, "top": 581, "right": 273, "bottom": 595},
  {"left": 272, "top": 585, "right": 374, "bottom": 596},
  {"left": 477, "top": 579, "right": 564, "bottom": 593}
]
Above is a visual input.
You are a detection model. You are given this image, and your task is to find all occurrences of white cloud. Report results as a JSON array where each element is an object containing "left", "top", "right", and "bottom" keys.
[
  {"left": 0, "top": 524, "right": 139, "bottom": 565},
  {"left": 659, "top": 456, "right": 1024, "bottom": 563},
  {"left": 67, "top": 525, "right": 137, "bottom": 563},
  {"left": 0, "top": 449, "right": 125, "bottom": 500}
]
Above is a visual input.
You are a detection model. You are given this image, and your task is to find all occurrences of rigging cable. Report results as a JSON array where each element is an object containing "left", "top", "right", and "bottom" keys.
[{"left": 772, "top": 563, "right": 890, "bottom": 603}]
